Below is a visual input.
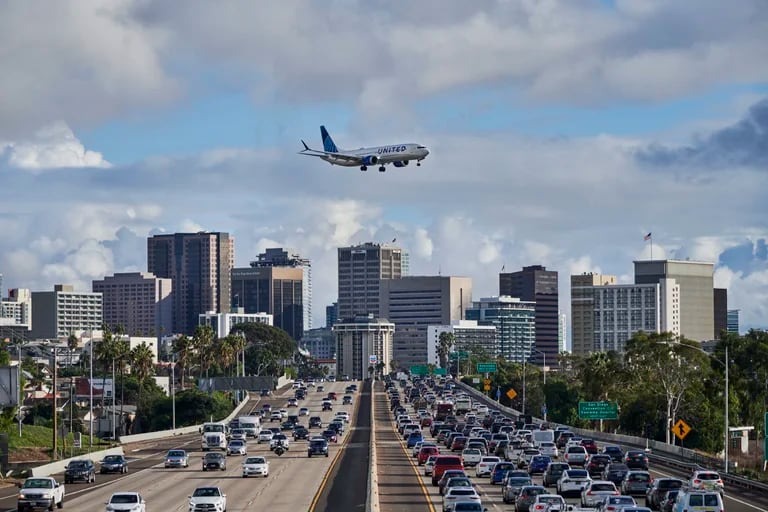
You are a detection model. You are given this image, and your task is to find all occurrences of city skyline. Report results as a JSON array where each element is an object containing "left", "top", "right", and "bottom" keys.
[{"left": 0, "top": 1, "right": 766, "bottom": 334}]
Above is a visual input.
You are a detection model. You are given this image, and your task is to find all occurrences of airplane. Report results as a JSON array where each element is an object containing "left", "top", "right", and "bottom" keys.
[{"left": 299, "top": 126, "right": 429, "bottom": 172}]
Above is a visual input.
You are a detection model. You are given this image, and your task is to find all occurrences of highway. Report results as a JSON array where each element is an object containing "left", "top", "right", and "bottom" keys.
[
  {"left": 373, "top": 381, "right": 768, "bottom": 512},
  {"left": 2, "top": 380, "right": 362, "bottom": 512}
]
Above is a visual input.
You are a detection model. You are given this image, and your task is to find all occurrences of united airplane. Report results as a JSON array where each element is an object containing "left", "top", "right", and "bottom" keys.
[{"left": 299, "top": 126, "right": 429, "bottom": 172}]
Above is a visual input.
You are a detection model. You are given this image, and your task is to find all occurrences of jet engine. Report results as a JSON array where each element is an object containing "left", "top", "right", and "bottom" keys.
[
  {"left": 393, "top": 161, "right": 409, "bottom": 168},
  {"left": 361, "top": 155, "right": 378, "bottom": 166}
]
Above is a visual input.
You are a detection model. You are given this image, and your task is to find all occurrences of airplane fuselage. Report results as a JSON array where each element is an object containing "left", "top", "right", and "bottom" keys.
[{"left": 321, "top": 143, "right": 428, "bottom": 167}]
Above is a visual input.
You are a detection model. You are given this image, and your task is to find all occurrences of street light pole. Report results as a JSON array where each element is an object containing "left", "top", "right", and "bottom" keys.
[
  {"left": 522, "top": 355, "right": 526, "bottom": 416},
  {"left": 725, "top": 344, "right": 729, "bottom": 473},
  {"left": 112, "top": 358, "right": 116, "bottom": 441},
  {"left": 17, "top": 342, "right": 22, "bottom": 437},
  {"left": 89, "top": 334, "right": 93, "bottom": 449},
  {"left": 171, "top": 354, "right": 176, "bottom": 430}
]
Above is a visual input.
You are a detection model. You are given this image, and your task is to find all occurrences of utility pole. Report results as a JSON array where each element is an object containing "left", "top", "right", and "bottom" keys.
[{"left": 52, "top": 345, "right": 58, "bottom": 460}]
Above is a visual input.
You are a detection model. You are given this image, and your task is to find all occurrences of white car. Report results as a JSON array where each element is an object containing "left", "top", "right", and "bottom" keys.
[
  {"left": 229, "top": 428, "right": 247, "bottom": 441},
  {"left": 188, "top": 486, "right": 226, "bottom": 512},
  {"left": 557, "top": 469, "right": 592, "bottom": 497},
  {"left": 227, "top": 439, "right": 247, "bottom": 456},
  {"left": 443, "top": 486, "right": 482, "bottom": 512},
  {"left": 462, "top": 448, "right": 483, "bottom": 467},
  {"left": 242, "top": 456, "right": 269, "bottom": 478},
  {"left": 335, "top": 411, "right": 350, "bottom": 423},
  {"left": 475, "top": 456, "right": 500, "bottom": 477},
  {"left": 269, "top": 434, "right": 290, "bottom": 451},
  {"left": 299, "top": 407, "right": 310, "bottom": 416},
  {"left": 425, "top": 455, "right": 438, "bottom": 476},
  {"left": 689, "top": 470, "right": 725, "bottom": 494},
  {"left": 105, "top": 492, "right": 146, "bottom": 512},
  {"left": 539, "top": 442, "right": 559, "bottom": 459},
  {"left": 530, "top": 494, "right": 567, "bottom": 512},
  {"left": 278, "top": 408, "right": 288, "bottom": 418},
  {"left": 581, "top": 480, "right": 619, "bottom": 507},
  {"left": 258, "top": 430, "right": 274, "bottom": 443}
]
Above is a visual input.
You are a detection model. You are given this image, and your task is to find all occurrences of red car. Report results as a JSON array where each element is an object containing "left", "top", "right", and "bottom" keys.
[
  {"left": 327, "top": 392, "right": 338, "bottom": 400},
  {"left": 418, "top": 446, "right": 440, "bottom": 465},
  {"left": 432, "top": 455, "right": 464, "bottom": 486},
  {"left": 581, "top": 438, "right": 598, "bottom": 454}
]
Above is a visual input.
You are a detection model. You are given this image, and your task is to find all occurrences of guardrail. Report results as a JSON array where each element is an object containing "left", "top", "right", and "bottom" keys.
[
  {"left": 454, "top": 381, "right": 768, "bottom": 493},
  {"left": 366, "top": 381, "right": 380, "bottom": 512}
]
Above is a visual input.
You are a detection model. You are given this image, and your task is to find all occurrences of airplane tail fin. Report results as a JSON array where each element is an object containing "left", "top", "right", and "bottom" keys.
[
  {"left": 300, "top": 139, "right": 310, "bottom": 151},
  {"left": 320, "top": 125, "right": 338, "bottom": 153}
]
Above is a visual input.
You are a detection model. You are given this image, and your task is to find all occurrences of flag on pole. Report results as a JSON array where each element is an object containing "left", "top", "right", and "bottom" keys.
[
  {"left": 391, "top": 237, "right": 397, "bottom": 243},
  {"left": 501, "top": 264, "right": 505, "bottom": 272},
  {"left": 644, "top": 232, "right": 652, "bottom": 241}
]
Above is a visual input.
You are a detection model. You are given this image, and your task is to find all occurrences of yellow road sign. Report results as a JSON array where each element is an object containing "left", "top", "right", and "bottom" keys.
[
  {"left": 483, "top": 379, "right": 491, "bottom": 386},
  {"left": 672, "top": 419, "right": 692, "bottom": 441},
  {"left": 506, "top": 389, "right": 517, "bottom": 400},
  {"left": 483, "top": 384, "right": 491, "bottom": 391}
]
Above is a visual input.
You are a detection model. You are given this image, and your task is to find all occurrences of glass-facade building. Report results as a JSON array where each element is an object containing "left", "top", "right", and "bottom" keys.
[{"left": 466, "top": 296, "right": 535, "bottom": 363}]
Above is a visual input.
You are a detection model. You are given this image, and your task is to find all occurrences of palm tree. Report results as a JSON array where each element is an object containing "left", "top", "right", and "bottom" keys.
[
  {"left": 437, "top": 332, "right": 456, "bottom": 369},
  {"left": 172, "top": 335, "right": 193, "bottom": 389},
  {"left": 94, "top": 325, "right": 119, "bottom": 407},
  {"left": 216, "top": 337, "right": 236, "bottom": 376},
  {"left": 112, "top": 334, "right": 130, "bottom": 435},
  {"left": 130, "top": 342, "right": 155, "bottom": 433},
  {"left": 225, "top": 334, "right": 246, "bottom": 377},
  {"left": 192, "top": 325, "right": 215, "bottom": 380},
  {"left": 66, "top": 333, "right": 78, "bottom": 368}
]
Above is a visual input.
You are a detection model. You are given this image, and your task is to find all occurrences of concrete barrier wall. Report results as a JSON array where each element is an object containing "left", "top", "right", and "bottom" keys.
[
  {"left": 31, "top": 447, "right": 125, "bottom": 478},
  {"left": 276, "top": 376, "right": 294, "bottom": 389}
]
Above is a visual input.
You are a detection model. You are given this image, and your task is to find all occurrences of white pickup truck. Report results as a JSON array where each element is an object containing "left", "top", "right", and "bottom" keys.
[{"left": 17, "top": 476, "right": 65, "bottom": 511}]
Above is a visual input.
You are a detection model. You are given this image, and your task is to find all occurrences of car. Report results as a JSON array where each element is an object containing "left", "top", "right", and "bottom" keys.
[
  {"left": 539, "top": 442, "right": 559, "bottom": 459},
  {"left": 581, "top": 480, "right": 620, "bottom": 507},
  {"left": 188, "top": 486, "right": 227, "bottom": 512},
  {"left": 624, "top": 450, "right": 649, "bottom": 470},
  {"left": 317, "top": 385, "right": 325, "bottom": 392},
  {"left": 502, "top": 475, "right": 533, "bottom": 504},
  {"left": 327, "top": 391, "right": 338, "bottom": 400},
  {"left": 621, "top": 471, "right": 652, "bottom": 495},
  {"left": 270, "top": 411, "right": 283, "bottom": 422},
  {"left": 515, "top": 485, "right": 548, "bottom": 512},
  {"left": 308, "top": 438, "right": 329, "bottom": 457},
  {"left": 425, "top": 455, "right": 439, "bottom": 476},
  {"left": 475, "top": 456, "right": 500, "bottom": 477},
  {"left": 564, "top": 445, "right": 588, "bottom": 467},
  {"left": 270, "top": 434, "right": 290, "bottom": 451},
  {"left": 260, "top": 388, "right": 272, "bottom": 397},
  {"left": 450, "top": 503, "right": 487, "bottom": 512},
  {"left": 438, "top": 470, "right": 468, "bottom": 495},
  {"left": 659, "top": 490, "right": 680, "bottom": 512},
  {"left": 322, "top": 400, "right": 333, "bottom": 411},
  {"left": 227, "top": 439, "right": 248, "bottom": 456},
  {"left": 588, "top": 455, "right": 613, "bottom": 476},
  {"left": 258, "top": 429, "right": 274, "bottom": 443},
  {"left": 542, "top": 462, "right": 570, "bottom": 487},
  {"left": 343, "top": 395, "right": 353, "bottom": 404},
  {"left": 596, "top": 495, "right": 637, "bottom": 512},
  {"left": 443, "top": 487, "right": 482, "bottom": 512},
  {"left": 462, "top": 448, "right": 483, "bottom": 467},
  {"left": 100, "top": 454, "right": 129, "bottom": 474},
  {"left": 322, "top": 429, "right": 338, "bottom": 443},
  {"left": 603, "top": 463, "right": 630, "bottom": 486},
  {"left": 281, "top": 420, "right": 296, "bottom": 431},
  {"left": 528, "top": 455, "right": 552, "bottom": 475},
  {"left": 689, "top": 470, "right": 724, "bottom": 495},
  {"left": 104, "top": 492, "right": 146, "bottom": 512},
  {"left": 490, "top": 461, "right": 517, "bottom": 485},
  {"left": 557, "top": 469, "right": 592, "bottom": 497},
  {"left": 299, "top": 407, "right": 310, "bottom": 416},
  {"left": 287, "top": 398, "right": 298, "bottom": 407},
  {"left": 673, "top": 490, "right": 724, "bottom": 512},
  {"left": 293, "top": 426, "right": 310, "bottom": 440},
  {"left": 229, "top": 428, "right": 247, "bottom": 441},
  {"left": 443, "top": 476, "right": 474, "bottom": 496},
  {"left": 602, "top": 445, "right": 625, "bottom": 462},
  {"left": 201, "top": 452, "right": 226, "bottom": 471},
  {"left": 164, "top": 449, "right": 189, "bottom": 468},
  {"left": 309, "top": 416, "right": 323, "bottom": 428},
  {"left": 242, "top": 456, "right": 270, "bottom": 478},
  {"left": 645, "top": 478, "right": 684, "bottom": 510},
  {"left": 64, "top": 459, "right": 96, "bottom": 484},
  {"left": 529, "top": 494, "right": 567, "bottom": 512},
  {"left": 581, "top": 439, "right": 599, "bottom": 454},
  {"left": 335, "top": 411, "right": 351, "bottom": 423}
]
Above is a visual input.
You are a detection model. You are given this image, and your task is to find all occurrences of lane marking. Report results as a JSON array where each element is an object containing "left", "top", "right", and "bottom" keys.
[{"left": 389, "top": 403, "right": 437, "bottom": 512}]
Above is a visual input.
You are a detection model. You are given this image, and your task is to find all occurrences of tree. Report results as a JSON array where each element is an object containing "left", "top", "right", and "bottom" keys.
[
  {"left": 172, "top": 335, "right": 193, "bottom": 389},
  {"left": 94, "top": 325, "right": 120, "bottom": 407},
  {"left": 437, "top": 332, "right": 456, "bottom": 369},
  {"left": 375, "top": 361, "right": 386, "bottom": 378},
  {"left": 66, "top": 333, "right": 78, "bottom": 368},
  {"left": 231, "top": 323, "right": 296, "bottom": 377},
  {"left": 130, "top": 342, "right": 155, "bottom": 433},
  {"left": 192, "top": 325, "right": 216, "bottom": 380}
]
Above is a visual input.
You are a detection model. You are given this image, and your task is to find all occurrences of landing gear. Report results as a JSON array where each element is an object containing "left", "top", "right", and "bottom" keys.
[
  {"left": 378, "top": 166, "right": 386, "bottom": 172},
  {"left": 360, "top": 165, "right": 367, "bottom": 171},
  {"left": 416, "top": 161, "right": 421, "bottom": 166}
]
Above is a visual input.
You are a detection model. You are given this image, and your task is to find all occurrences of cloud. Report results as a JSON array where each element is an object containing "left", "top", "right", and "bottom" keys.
[
  {"left": 636, "top": 97, "right": 768, "bottom": 168},
  {"left": 1, "top": 122, "right": 110, "bottom": 170}
]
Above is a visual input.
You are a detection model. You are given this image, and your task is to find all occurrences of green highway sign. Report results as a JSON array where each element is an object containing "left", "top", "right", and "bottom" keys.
[
  {"left": 410, "top": 365, "right": 428, "bottom": 376},
  {"left": 433, "top": 368, "right": 447, "bottom": 376},
  {"left": 578, "top": 401, "right": 618, "bottom": 420},
  {"left": 476, "top": 362, "right": 497, "bottom": 373},
  {"left": 449, "top": 351, "right": 469, "bottom": 360}
]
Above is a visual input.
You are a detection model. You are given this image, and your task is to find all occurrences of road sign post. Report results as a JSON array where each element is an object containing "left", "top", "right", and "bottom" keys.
[
  {"left": 578, "top": 401, "right": 619, "bottom": 420},
  {"left": 410, "top": 365, "right": 428, "bottom": 376},
  {"left": 476, "top": 362, "right": 497, "bottom": 373}
]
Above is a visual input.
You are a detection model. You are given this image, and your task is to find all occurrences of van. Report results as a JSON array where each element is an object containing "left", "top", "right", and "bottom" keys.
[{"left": 674, "top": 490, "right": 724, "bottom": 512}]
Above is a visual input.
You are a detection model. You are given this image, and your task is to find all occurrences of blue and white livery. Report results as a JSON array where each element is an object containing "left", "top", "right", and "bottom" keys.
[{"left": 299, "top": 126, "right": 429, "bottom": 172}]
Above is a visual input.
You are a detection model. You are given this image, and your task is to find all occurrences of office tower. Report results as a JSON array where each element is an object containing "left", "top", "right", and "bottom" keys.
[
  {"left": 499, "top": 265, "right": 559, "bottom": 365},
  {"left": 230, "top": 266, "right": 303, "bottom": 340},
  {"left": 147, "top": 232, "right": 234, "bottom": 335},
  {"left": 30, "top": 284, "right": 103, "bottom": 339},
  {"left": 337, "top": 242, "right": 404, "bottom": 321},
  {"left": 426, "top": 320, "right": 497, "bottom": 367},
  {"left": 333, "top": 315, "right": 395, "bottom": 380},
  {"left": 558, "top": 312, "right": 567, "bottom": 353},
  {"left": 92, "top": 272, "right": 173, "bottom": 338},
  {"left": 634, "top": 260, "right": 714, "bottom": 341},
  {"left": 591, "top": 279, "right": 679, "bottom": 353},
  {"left": 0, "top": 288, "right": 33, "bottom": 341},
  {"left": 713, "top": 288, "right": 728, "bottom": 339},
  {"left": 466, "top": 296, "right": 535, "bottom": 362},
  {"left": 198, "top": 309, "right": 273, "bottom": 339},
  {"left": 727, "top": 310, "right": 740, "bottom": 334},
  {"left": 250, "top": 248, "right": 312, "bottom": 331},
  {"left": 300, "top": 327, "right": 336, "bottom": 359},
  {"left": 380, "top": 275, "right": 472, "bottom": 367},
  {"left": 571, "top": 274, "right": 617, "bottom": 355},
  {"left": 325, "top": 302, "right": 338, "bottom": 327}
]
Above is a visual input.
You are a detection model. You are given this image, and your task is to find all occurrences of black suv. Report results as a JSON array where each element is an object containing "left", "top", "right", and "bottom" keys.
[
  {"left": 309, "top": 416, "right": 322, "bottom": 428},
  {"left": 64, "top": 459, "right": 96, "bottom": 483},
  {"left": 308, "top": 438, "right": 329, "bottom": 457},
  {"left": 293, "top": 427, "right": 309, "bottom": 440}
]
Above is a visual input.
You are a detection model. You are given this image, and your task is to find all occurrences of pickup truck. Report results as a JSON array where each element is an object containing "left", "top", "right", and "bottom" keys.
[{"left": 17, "top": 476, "right": 65, "bottom": 511}]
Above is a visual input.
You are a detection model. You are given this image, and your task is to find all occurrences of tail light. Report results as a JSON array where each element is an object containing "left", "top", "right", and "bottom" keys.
[{"left": 693, "top": 480, "right": 700, "bottom": 484}]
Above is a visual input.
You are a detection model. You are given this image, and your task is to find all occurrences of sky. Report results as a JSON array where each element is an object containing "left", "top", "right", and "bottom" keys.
[{"left": 1, "top": 0, "right": 767, "bottom": 337}]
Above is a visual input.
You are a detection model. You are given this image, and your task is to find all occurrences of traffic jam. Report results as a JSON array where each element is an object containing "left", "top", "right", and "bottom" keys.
[{"left": 386, "top": 375, "right": 726, "bottom": 512}]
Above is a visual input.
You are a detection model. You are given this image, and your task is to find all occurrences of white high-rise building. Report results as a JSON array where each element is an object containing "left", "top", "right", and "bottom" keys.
[
  {"left": 426, "top": 320, "right": 497, "bottom": 367},
  {"left": 31, "top": 284, "right": 103, "bottom": 339},
  {"left": 198, "top": 309, "right": 273, "bottom": 338},
  {"left": 558, "top": 312, "right": 567, "bottom": 353},
  {"left": 333, "top": 315, "right": 395, "bottom": 380}
]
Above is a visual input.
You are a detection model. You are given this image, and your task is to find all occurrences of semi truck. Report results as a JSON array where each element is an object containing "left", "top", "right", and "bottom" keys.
[{"left": 201, "top": 422, "right": 228, "bottom": 451}]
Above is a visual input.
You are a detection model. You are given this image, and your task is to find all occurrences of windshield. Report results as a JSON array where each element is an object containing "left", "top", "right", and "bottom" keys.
[
  {"left": 68, "top": 462, "right": 87, "bottom": 468},
  {"left": 245, "top": 457, "right": 266, "bottom": 464},
  {"left": 203, "top": 424, "right": 225, "bottom": 433},
  {"left": 168, "top": 451, "right": 186, "bottom": 457},
  {"left": 23, "top": 479, "right": 53, "bottom": 489},
  {"left": 192, "top": 487, "right": 221, "bottom": 497},
  {"left": 110, "top": 494, "right": 139, "bottom": 504}
]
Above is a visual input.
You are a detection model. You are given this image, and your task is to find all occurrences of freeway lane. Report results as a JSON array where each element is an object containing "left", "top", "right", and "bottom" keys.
[
  {"left": 3, "top": 380, "right": 361, "bottom": 512},
  {"left": 312, "top": 379, "right": 372, "bottom": 512}
]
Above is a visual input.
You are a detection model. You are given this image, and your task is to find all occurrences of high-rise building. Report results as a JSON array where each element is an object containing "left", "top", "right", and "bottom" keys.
[
  {"left": 249, "top": 248, "right": 312, "bottom": 331},
  {"left": 92, "top": 272, "right": 173, "bottom": 338},
  {"left": 30, "top": 284, "right": 103, "bottom": 339},
  {"left": 325, "top": 302, "right": 338, "bottom": 327},
  {"left": 727, "top": 309, "right": 740, "bottom": 334},
  {"left": 380, "top": 275, "right": 472, "bottom": 367},
  {"left": 634, "top": 260, "right": 714, "bottom": 341},
  {"left": 337, "top": 242, "right": 404, "bottom": 321},
  {"left": 147, "top": 232, "right": 234, "bottom": 335},
  {"left": 466, "top": 296, "right": 535, "bottom": 362},
  {"left": 426, "top": 320, "right": 497, "bottom": 368},
  {"left": 713, "top": 288, "right": 728, "bottom": 339},
  {"left": 558, "top": 312, "right": 567, "bottom": 353},
  {"left": 300, "top": 327, "right": 336, "bottom": 359},
  {"left": 571, "top": 274, "right": 617, "bottom": 356},
  {"left": 333, "top": 314, "right": 395, "bottom": 380},
  {"left": 499, "top": 265, "right": 559, "bottom": 365},
  {"left": 0, "top": 288, "right": 33, "bottom": 341},
  {"left": 230, "top": 266, "right": 303, "bottom": 340},
  {"left": 198, "top": 309, "right": 272, "bottom": 338}
]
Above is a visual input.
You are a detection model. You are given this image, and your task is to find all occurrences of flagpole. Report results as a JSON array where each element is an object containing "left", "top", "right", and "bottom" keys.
[{"left": 650, "top": 236, "right": 653, "bottom": 260}]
